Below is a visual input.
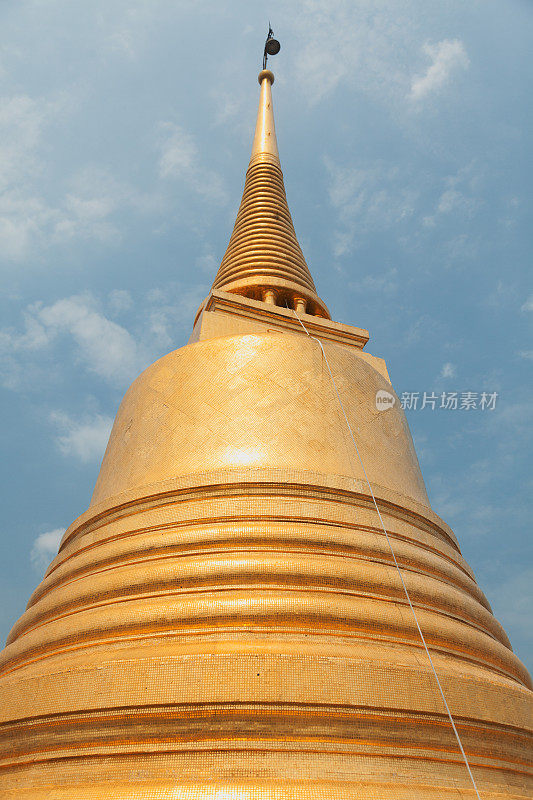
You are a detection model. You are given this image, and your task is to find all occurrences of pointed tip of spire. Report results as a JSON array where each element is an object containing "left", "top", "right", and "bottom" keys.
[
  {"left": 250, "top": 69, "right": 279, "bottom": 166},
  {"left": 205, "top": 60, "right": 331, "bottom": 321}
]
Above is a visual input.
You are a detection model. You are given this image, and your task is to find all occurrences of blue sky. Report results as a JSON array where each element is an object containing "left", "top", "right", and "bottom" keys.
[{"left": 0, "top": 0, "right": 531, "bottom": 673}]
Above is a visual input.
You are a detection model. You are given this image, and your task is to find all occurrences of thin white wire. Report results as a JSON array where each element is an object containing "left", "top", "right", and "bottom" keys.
[{"left": 289, "top": 306, "right": 482, "bottom": 799}]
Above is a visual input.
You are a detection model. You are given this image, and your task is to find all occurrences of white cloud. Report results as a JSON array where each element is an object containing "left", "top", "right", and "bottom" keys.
[
  {"left": 158, "top": 123, "right": 198, "bottom": 178},
  {"left": 410, "top": 39, "right": 469, "bottom": 101},
  {"left": 0, "top": 97, "right": 161, "bottom": 261},
  {"left": 325, "top": 157, "right": 417, "bottom": 256},
  {"left": 53, "top": 166, "right": 154, "bottom": 245},
  {"left": 440, "top": 362, "right": 456, "bottom": 379},
  {"left": 0, "top": 284, "right": 209, "bottom": 392},
  {"left": 0, "top": 91, "right": 78, "bottom": 260},
  {"left": 1, "top": 310, "right": 48, "bottom": 353},
  {"left": 0, "top": 305, "right": 54, "bottom": 389},
  {"left": 37, "top": 294, "right": 145, "bottom": 384},
  {"left": 350, "top": 268, "right": 398, "bottom": 295},
  {"left": 146, "top": 284, "right": 208, "bottom": 349},
  {"left": 423, "top": 190, "right": 476, "bottom": 227},
  {"left": 0, "top": 193, "right": 60, "bottom": 260},
  {"left": 286, "top": 0, "right": 415, "bottom": 107},
  {"left": 489, "top": 401, "right": 533, "bottom": 436},
  {"left": 50, "top": 411, "right": 112, "bottom": 462},
  {"left": 0, "top": 94, "right": 47, "bottom": 190},
  {"left": 97, "top": 3, "right": 160, "bottom": 61},
  {"left": 423, "top": 162, "right": 483, "bottom": 228},
  {"left": 196, "top": 249, "right": 218, "bottom": 275},
  {"left": 68, "top": 182, "right": 114, "bottom": 220},
  {"left": 106, "top": 29, "right": 136, "bottom": 59},
  {"left": 0, "top": 293, "right": 148, "bottom": 388},
  {"left": 211, "top": 88, "right": 246, "bottom": 128},
  {"left": 521, "top": 295, "right": 533, "bottom": 312},
  {"left": 30, "top": 528, "right": 64, "bottom": 572},
  {"left": 405, "top": 313, "right": 445, "bottom": 346},
  {"left": 108, "top": 288, "right": 134, "bottom": 314},
  {"left": 157, "top": 122, "right": 227, "bottom": 205},
  {"left": 483, "top": 280, "right": 518, "bottom": 310},
  {"left": 428, "top": 396, "right": 532, "bottom": 543}
]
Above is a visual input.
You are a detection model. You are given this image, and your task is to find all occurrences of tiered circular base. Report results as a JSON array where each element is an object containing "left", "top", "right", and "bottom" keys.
[{"left": 1, "top": 470, "right": 531, "bottom": 798}]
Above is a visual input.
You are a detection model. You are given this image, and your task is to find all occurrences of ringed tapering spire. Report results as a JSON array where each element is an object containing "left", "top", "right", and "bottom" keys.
[{"left": 210, "top": 66, "right": 330, "bottom": 318}]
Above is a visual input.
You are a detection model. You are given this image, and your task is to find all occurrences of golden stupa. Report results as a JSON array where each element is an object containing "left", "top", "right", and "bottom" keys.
[{"left": 0, "top": 65, "right": 531, "bottom": 800}]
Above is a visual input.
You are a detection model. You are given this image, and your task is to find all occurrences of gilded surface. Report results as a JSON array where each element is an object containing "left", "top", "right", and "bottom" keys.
[
  {"left": 190, "top": 290, "right": 370, "bottom": 349},
  {"left": 90, "top": 333, "right": 428, "bottom": 508},
  {"left": 208, "top": 70, "right": 330, "bottom": 319},
  {"left": 0, "top": 70, "right": 531, "bottom": 798}
]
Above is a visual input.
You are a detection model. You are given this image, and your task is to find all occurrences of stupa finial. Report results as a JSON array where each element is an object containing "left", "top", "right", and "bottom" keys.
[
  {"left": 250, "top": 67, "right": 278, "bottom": 166},
  {"left": 207, "top": 29, "right": 331, "bottom": 318},
  {"left": 251, "top": 27, "right": 281, "bottom": 167},
  {"left": 262, "top": 24, "right": 280, "bottom": 70}
]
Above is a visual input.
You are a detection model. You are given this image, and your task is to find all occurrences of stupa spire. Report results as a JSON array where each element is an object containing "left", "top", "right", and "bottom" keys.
[
  {"left": 251, "top": 23, "right": 281, "bottom": 165},
  {"left": 250, "top": 69, "right": 280, "bottom": 166},
  {"left": 209, "top": 61, "right": 330, "bottom": 318}
]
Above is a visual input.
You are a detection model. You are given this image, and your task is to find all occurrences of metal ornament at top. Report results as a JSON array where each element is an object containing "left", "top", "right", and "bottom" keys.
[{"left": 263, "top": 25, "right": 281, "bottom": 70}]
